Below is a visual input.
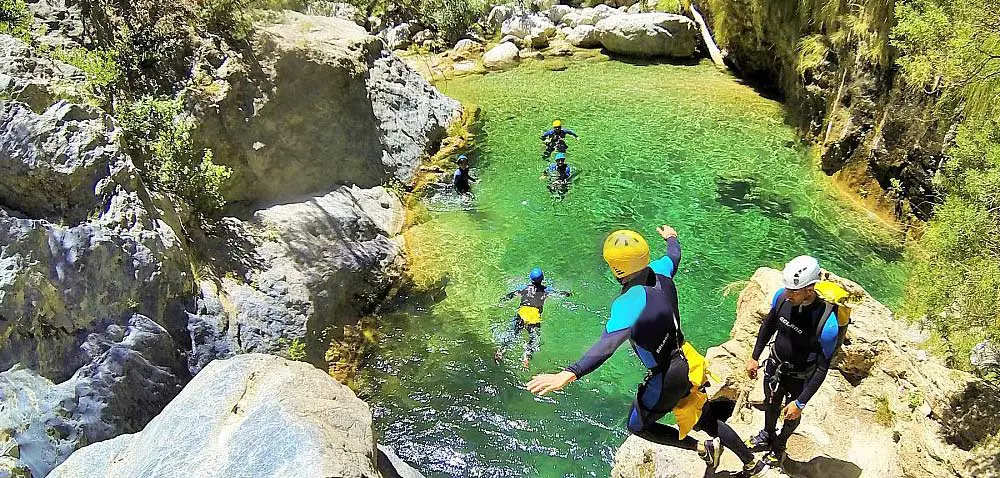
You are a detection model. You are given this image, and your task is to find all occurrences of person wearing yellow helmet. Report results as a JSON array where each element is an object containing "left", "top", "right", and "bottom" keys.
[
  {"left": 527, "top": 226, "right": 772, "bottom": 476},
  {"left": 540, "top": 119, "right": 578, "bottom": 160}
]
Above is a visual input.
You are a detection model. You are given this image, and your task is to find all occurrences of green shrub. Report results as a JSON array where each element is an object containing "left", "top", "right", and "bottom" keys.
[
  {"left": 286, "top": 338, "right": 308, "bottom": 361},
  {"left": 874, "top": 395, "right": 895, "bottom": 427},
  {"left": 118, "top": 97, "right": 232, "bottom": 216},
  {"left": 52, "top": 47, "right": 120, "bottom": 97},
  {"left": 0, "top": 0, "right": 32, "bottom": 40}
]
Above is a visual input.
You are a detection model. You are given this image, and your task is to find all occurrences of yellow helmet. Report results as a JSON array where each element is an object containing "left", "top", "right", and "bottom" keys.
[
  {"left": 552, "top": 120, "right": 562, "bottom": 128},
  {"left": 603, "top": 230, "right": 650, "bottom": 279}
]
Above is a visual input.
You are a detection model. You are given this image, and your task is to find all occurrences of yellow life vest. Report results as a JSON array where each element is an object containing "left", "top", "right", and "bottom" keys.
[
  {"left": 672, "top": 342, "right": 715, "bottom": 438},
  {"left": 814, "top": 280, "right": 853, "bottom": 326},
  {"left": 517, "top": 306, "right": 542, "bottom": 325}
]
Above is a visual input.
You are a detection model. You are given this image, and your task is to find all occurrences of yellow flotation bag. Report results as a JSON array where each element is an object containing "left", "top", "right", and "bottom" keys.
[
  {"left": 672, "top": 342, "right": 715, "bottom": 438},
  {"left": 517, "top": 306, "right": 542, "bottom": 325},
  {"left": 814, "top": 280, "right": 853, "bottom": 326}
]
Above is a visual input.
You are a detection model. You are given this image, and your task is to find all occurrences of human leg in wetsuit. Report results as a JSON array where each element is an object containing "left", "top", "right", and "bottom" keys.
[
  {"left": 522, "top": 324, "right": 541, "bottom": 365},
  {"left": 760, "top": 359, "right": 806, "bottom": 455},
  {"left": 626, "top": 351, "right": 691, "bottom": 442},
  {"left": 495, "top": 315, "right": 525, "bottom": 361},
  {"left": 629, "top": 379, "right": 756, "bottom": 467}
]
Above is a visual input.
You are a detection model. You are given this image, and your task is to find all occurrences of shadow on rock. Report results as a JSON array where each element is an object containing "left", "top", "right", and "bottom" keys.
[{"left": 783, "top": 455, "right": 863, "bottom": 478}]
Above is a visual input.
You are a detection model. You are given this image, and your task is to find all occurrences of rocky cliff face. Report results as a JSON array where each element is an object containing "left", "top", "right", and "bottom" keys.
[
  {"left": 47, "top": 354, "right": 423, "bottom": 478},
  {"left": 693, "top": 0, "right": 946, "bottom": 219},
  {"left": 190, "top": 11, "right": 460, "bottom": 206},
  {"left": 1, "top": 6, "right": 458, "bottom": 476},
  {"left": 612, "top": 268, "right": 1000, "bottom": 478}
]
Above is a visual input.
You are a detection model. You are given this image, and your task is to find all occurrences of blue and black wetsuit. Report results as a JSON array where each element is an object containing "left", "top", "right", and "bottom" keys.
[
  {"left": 752, "top": 289, "right": 839, "bottom": 449},
  {"left": 545, "top": 162, "right": 573, "bottom": 181},
  {"left": 540, "top": 127, "right": 578, "bottom": 159},
  {"left": 454, "top": 167, "right": 474, "bottom": 193},
  {"left": 497, "top": 284, "right": 570, "bottom": 362},
  {"left": 565, "top": 237, "right": 692, "bottom": 437}
]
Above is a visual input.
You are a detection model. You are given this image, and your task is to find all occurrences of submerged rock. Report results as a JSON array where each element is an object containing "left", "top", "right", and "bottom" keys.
[
  {"left": 594, "top": 13, "right": 698, "bottom": 58},
  {"left": 48, "top": 354, "right": 424, "bottom": 478}
]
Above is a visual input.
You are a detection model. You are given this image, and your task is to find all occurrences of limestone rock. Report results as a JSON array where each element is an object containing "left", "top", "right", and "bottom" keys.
[
  {"left": 305, "top": 1, "right": 367, "bottom": 24},
  {"left": 48, "top": 354, "right": 424, "bottom": 478},
  {"left": 0, "top": 36, "right": 87, "bottom": 112},
  {"left": 579, "top": 4, "right": 622, "bottom": 26},
  {"left": 0, "top": 315, "right": 188, "bottom": 478},
  {"left": 384, "top": 22, "right": 421, "bottom": 50},
  {"left": 192, "top": 12, "right": 459, "bottom": 205},
  {"left": 483, "top": 42, "right": 520, "bottom": 70},
  {"left": 548, "top": 5, "right": 573, "bottom": 24},
  {"left": 186, "top": 186, "right": 406, "bottom": 368},
  {"left": 451, "top": 39, "right": 482, "bottom": 60},
  {"left": 567, "top": 25, "right": 601, "bottom": 48},
  {"left": 594, "top": 13, "right": 699, "bottom": 58},
  {"left": 501, "top": 14, "right": 556, "bottom": 40},
  {"left": 486, "top": 5, "right": 518, "bottom": 33}
]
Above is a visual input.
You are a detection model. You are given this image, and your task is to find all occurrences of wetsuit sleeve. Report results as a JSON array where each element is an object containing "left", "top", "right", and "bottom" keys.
[
  {"left": 648, "top": 237, "right": 681, "bottom": 278},
  {"left": 565, "top": 287, "right": 644, "bottom": 378},
  {"left": 545, "top": 287, "right": 571, "bottom": 297},
  {"left": 501, "top": 286, "right": 524, "bottom": 301},
  {"left": 796, "top": 313, "right": 838, "bottom": 405},
  {"left": 564, "top": 328, "right": 630, "bottom": 378},
  {"left": 541, "top": 129, "right": 553, "bottom": 140},
  {"left": 566, "top": 129, "right": 578, "bottom": 137},
  {"left": 751, "top": 291, "right": 782, "bottom": 360}
]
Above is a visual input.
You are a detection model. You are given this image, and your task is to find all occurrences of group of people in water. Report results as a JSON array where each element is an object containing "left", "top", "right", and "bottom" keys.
[
  {"left": 453, "top": 120, "right": 578, "bottom": 199},
  {"left": 452, "top": 120, "right": 843, "bottom": 477}
]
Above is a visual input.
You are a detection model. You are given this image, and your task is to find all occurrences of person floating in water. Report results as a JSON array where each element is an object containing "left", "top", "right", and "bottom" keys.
[
  {"left": 525, "top": 226, "right": 771, "bottom": 477},
  {"left": 541, "top": 152, "right": 574, "bottom": 199},
  {"left": 495, "top": 268, "right": 571, "bottom": 368},
  {"left": 453, "top": 154, "right": 476, "bottom": 195},
  {"left": 543, "top": 152, "right": 573, "bottom": 181},
  {"left": 540, "top": 120, "right": 578, "bottom": 160}
]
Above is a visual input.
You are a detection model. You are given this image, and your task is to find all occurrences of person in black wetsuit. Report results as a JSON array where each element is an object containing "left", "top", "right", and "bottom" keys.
[
  {"left": 453, "top": 155, "right": 476, "bottom": 194},
  {"left": 527, "top": 226, "right": 771, "bottom": 477},
  {"left": 541, "top": 152, "right": 573, "bottom": 199},
  {"left": 495, "top": 268, "right": 571, "bottom": 367},
  {"left": 540, "top": 120, "right": 578, "bottom": 160},
  {"left": 745, "top": 255, "right": 840, "bottom": 468}
]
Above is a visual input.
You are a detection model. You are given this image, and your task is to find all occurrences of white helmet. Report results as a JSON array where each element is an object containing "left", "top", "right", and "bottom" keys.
[{"left": 782, "top": 255, "right": 821, "bottom": 290}]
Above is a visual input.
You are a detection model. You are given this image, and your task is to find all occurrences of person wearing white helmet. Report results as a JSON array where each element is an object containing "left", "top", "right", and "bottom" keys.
[{"left": 744, "top": 255, "right": 841, "bottom": 469}]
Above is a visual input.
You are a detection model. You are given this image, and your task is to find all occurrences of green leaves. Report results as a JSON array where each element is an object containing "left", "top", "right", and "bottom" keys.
[
  {"left": 0, "top": 0, "right": 32, "bottom": 40},
  {"left": 119, "top": 97, "right": 233, "bottom": 217}
]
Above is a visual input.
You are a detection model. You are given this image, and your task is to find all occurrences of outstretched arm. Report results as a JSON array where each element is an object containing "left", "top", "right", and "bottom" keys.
[
  {"left": 500, "top": 287, "right": 522, "bottom": 302},
  {"left": 566, "top": 129, "right": 579, "bottom": 138},
  {"left": 545, "top": 287, "right": 572, "bottom": 298},
  {"left": 564, "top": 328, "right": 630, "bottom": 378},
  {"left": 649, "top": 225, "right": 681, "bottom": 278}
]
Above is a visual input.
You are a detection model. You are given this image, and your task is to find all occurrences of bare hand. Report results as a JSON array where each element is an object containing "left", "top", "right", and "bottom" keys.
[
  {"left": 746, "top": 359, "right": 759, "bottom": 379},
  {"left": 783, "top": 401, "right": 802, "bottom": 421},
  {"left": 526, "top": 371, "right": 576, "bottom": 396},
  {"left": 657, "top": 225, "right": 678, "bottom": 240}
]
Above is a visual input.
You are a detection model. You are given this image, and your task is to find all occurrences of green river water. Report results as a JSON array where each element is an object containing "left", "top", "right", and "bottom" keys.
[{"left": 359, "top": 60, "right": 907, "bottom": 477}]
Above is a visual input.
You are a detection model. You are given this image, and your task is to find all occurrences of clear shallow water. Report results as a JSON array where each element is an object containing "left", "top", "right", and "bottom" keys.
[{"left": 360, "top": 60, "right": 907, "bottom": 477}]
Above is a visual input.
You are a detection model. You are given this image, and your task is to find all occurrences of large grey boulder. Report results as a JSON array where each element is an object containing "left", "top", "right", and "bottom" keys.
[
  {"left": 594, "top": 13, "right": 698, "bottom": 58},
  {"left": 383, "top": 22, "right": 421, "bottom": 50},
  {"left": 567, "top": 25, "right": 601, "bottom": 48},
  {"left": 483, "top": 42, "right": 520, "bottom": 70},
  {"left": 48, "top": 354, "right": 423, "bottom": 478},
  {"left": 305, "top": 1, "right": 367, "bottom": 24},
  {"left": 501, "top": 14, "right": 556, "bottom": 40},
  {"left": 186, "top": 185, "right": 406, "bottom": 369},
  {"left": 0, "top": 36, "right": 87, "bottom": 111},
  {"left": 192, "top": 11, "right": 459, "bottom": 206},
  {"left": 579, "top": 4, "right": 621, "bottom": 26},
  {"left": 0, "top": 315, "right": 188, "bottom": 478},
  {"left": 486, "top": 5, "right": 518, "bottom": 32},
  {"left": 0, "top": 100, "right": 124, "bottom": 223}
]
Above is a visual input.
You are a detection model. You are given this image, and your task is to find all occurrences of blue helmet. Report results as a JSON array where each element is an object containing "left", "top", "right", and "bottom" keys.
[
  {"left": 554, "top": 152, "right": 566, "bottom": 161},
  {"left": 529, "top": 267, "right": 544, "bottom": 283},
  {"left": 457, "top": 154, "right": 469, "bottom": 162}
]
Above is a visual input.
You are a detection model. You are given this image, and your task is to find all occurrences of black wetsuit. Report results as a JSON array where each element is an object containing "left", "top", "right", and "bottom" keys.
[
  {"left": 565, "top": 237, "right": 756, "bottom": 464},
  {"left": 540, "top": 127, "right": 577, "bottom": 159},
  {"left": 752, "top": 290, "right": 840, "bottom": 449},
  {"left": 497, "top": 284, "right": 569, "bottom": 362},
  {"left": 454, "top": 167, "right": 474, "bottom": 193}
]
